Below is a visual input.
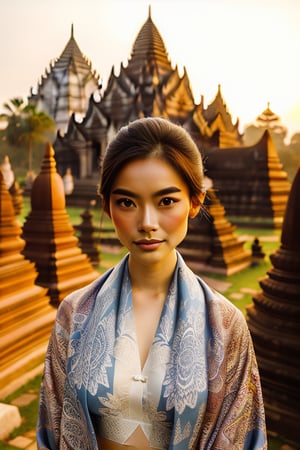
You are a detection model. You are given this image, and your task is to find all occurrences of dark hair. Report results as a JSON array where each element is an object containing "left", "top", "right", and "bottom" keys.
[{"left": 99, "top": 117, "right": 204, "bottom": 213}]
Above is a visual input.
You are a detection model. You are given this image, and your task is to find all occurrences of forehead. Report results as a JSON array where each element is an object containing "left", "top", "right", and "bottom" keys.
[{"left": 112, "top": 157, "right": 187, "bottom": 190}]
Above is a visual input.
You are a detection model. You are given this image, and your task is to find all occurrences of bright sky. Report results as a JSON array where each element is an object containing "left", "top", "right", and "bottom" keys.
[{"left": 0, "top": 0, "right": 299, "bottom": 140}]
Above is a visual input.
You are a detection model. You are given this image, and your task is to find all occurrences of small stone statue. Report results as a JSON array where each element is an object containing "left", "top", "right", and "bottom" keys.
[{"left": 251, "top": 237, "right": 265, "bottom": 265}]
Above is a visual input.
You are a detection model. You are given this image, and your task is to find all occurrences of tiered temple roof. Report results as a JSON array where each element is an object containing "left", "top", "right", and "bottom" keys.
[
  {"left": 29, "top": 25, "right": 100, "bottom": 132},
  {"left": 99, "top": 66, "right": 138, "bottom": 129},
  {"left": 243, "top": 102, "right": 287, "bottom": 147},
  {"left": 256, "top": 102, "right": 281, "bottom": 127},
  {"left": 54, "top": 97, "right": 108, "bottom": 182},
  {"left": 185, "top": 86, "right": 242, "bottom": 150},
  {"left": 53, "top": 8, "right": 241, "bottom": 184},
  {"left": 123, "top": 6, "right": 173, "bottom": 84},
  {"left": 29, "top": 8, "right": 288, "bottom": 228},
  {"left": 98, "top": 7, "right": 195, "bottom": 128},
  {"left": 164, "top": 67, "right": 195, "bottom": 124},
  {"left": 203, "top": 130, "right": 291, "bottom": 228}
]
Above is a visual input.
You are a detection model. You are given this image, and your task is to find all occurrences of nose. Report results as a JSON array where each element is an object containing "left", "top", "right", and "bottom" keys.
[{"left": 138, "top": 205, "right": 158, "bottom": 233}]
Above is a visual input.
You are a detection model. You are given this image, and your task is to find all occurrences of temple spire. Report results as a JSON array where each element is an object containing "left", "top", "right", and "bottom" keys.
[
  {"left": 0, "top": 170, "right": 55, "bottom": 397},
  {"left": 256, "top": 101, "right": 280, "bottom": 127},
  {"left": 148, "top": 4, "right": 151, "bottom": 19},
  {"left": 22, "top": 142, "right": 98, "bottom": 305},
  {"left": 28, "top": 22, "right": 100, "bottom": 132}
]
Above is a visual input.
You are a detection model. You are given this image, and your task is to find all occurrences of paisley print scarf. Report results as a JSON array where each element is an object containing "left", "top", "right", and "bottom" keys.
[
  {"left": 37, "top": 251, "right": 267, "bottom": 449},
  {"left": 67, "top": 252, "right": 208, "bottom": 449}
]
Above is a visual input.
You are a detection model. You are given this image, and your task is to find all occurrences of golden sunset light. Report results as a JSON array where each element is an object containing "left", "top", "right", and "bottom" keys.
[
  {"left": 1, "top": 3, "right": 300, "bottom": 448},
  {"left": 0, "top": 0, "right": 299, "bottom": 140}
]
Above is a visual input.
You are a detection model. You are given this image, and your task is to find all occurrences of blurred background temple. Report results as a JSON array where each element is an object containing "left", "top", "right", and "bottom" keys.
[{"left": 22, "top": 8, "right": 295, "bottom": 230}]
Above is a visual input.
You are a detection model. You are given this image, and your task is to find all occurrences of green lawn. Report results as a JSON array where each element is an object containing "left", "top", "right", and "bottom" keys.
[
  {"left": 1, "top": 376, "right": 42, "bottom": 448},
  {"left": 1, "top": 198, "right": 292, "bottom": 449}
]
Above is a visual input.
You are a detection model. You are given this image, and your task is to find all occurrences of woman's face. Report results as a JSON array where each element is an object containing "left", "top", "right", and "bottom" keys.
[{"left": 109, "top": 157, "right": 201, "bottom": 269}]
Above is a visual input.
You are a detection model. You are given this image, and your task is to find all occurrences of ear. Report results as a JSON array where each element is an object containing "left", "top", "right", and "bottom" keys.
[{"left": 189, "top": 192, "right": 205, "bottom": 218}]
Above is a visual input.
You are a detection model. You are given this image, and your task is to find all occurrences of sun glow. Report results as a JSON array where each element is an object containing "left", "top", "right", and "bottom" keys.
[{"left": 0, "top": 0, "right": 299, "bottom": 140}]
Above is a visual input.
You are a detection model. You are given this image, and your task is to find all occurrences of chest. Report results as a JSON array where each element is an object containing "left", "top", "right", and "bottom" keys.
[{"left": 132, "top": 293, "right": 166, "bottom": 369}]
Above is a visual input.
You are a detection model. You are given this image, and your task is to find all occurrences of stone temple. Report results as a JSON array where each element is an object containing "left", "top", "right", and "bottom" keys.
[
  {"left": 28, "top": 7, "right": 290, "bottom": 229},
  {"left": 246, "top": 166, "right": 300, "bottom": 445}
]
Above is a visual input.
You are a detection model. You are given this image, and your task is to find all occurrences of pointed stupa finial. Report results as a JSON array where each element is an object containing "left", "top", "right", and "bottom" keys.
[
  {"left": 44, "top": 141, "right": 55, "bottom": 159},
  {"left": 148, "top": 4, "right": 152, "bottom": 19},
  {"left": 71, "top": 23, "right": 74, "bottom": 38},
  {"left": 31, "top": 141, "right": 65, "bottom": 210},
  {"left": 39, "top": 141, "right": 57, "bottom": 175}
]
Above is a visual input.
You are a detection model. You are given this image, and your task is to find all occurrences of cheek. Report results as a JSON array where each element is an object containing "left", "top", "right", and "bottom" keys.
[
  {"left": 110, "top": 211, "right": 132, "bottom": 233},
  {"left": 164, "top": 208, "right": 189, "bottom": 230}
]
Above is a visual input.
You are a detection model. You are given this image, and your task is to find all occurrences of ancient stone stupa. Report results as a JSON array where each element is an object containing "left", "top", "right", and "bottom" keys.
[
  {"left": 246, "top": 166, "right": 300, "bottom": 445},
  {"left": 75, "top": 202, "right": 100, "bottom": 267},
  {"left": 179, "top": 184, "right": 251, "bottom": 275},
  {"left": 22, "top": 142, "right": 99, "bottom": 306},
  {"left": 203, "top": 130, "right": 291, "bottom": 229},
  {"left": 0, "top": 171, "right": 56, "bottom": 397}
]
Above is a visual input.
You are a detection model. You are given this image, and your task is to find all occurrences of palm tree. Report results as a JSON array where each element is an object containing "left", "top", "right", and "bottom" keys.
[
  {"left": 0, "top": 97, "right": 55, "bottom": 173},
  {"left": 0, "top": 97, "right": 25, "bottom": 145}
]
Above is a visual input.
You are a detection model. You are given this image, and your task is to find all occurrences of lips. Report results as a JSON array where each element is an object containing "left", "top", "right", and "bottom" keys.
[
  {"left": 135, "top": 239, "right": 162, "bottom": 245},
  {"left": 134, "top": 239, "right": 163, "bottom": 250}
]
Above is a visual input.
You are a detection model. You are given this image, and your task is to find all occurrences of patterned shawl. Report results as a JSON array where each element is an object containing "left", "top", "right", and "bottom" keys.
[{"left": 37, "top": 252, "right": 267, "bottom": 449}]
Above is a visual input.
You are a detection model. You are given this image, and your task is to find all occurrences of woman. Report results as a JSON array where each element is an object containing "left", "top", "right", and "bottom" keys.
[{"left": 37, "top": 117, "right": 267, "bottom": 449}]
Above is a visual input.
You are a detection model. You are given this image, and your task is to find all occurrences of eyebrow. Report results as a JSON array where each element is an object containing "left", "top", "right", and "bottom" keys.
[{"left": 111, "top": 186, "right": 182, "bottom": 198}]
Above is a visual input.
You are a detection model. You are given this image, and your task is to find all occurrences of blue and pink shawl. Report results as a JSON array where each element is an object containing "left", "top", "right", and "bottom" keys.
[{"left": 37, "top": 252, "right": 267, "bottom": 449}]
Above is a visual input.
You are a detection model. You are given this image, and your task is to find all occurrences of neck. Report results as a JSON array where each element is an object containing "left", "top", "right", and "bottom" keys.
[{"left": 128, "top": 251, "right": 177, "bottom": 297}]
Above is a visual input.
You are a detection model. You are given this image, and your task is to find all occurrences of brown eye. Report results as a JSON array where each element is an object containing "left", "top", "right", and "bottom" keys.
[
  {"left": 160, "top": 197, "right": 177, "bottom": 206},
  {"left": 117, "top": 198, "right": 135, "bottom": 207}
]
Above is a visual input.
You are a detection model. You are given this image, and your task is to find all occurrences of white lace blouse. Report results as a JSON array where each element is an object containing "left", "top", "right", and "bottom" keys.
[{"left": 87, "top": 293, "right": 173, "bottom": 449}]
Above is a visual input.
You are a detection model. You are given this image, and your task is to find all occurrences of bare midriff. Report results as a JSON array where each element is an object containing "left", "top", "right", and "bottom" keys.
[
  {"left": 97, "top": 437, "right": 158, "bottom": 450},
  {"left": 97, "top": 426, "right": 159, "bottom": 450}
]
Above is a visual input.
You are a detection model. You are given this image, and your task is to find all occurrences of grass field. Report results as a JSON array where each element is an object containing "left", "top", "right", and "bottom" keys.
[{"left": 0, "top": 198, "right": 292, "bottom": 449}]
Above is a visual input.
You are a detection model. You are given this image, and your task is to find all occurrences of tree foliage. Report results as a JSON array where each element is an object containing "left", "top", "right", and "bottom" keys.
[{"left": 0, "top": 97, "right": 55, "bottom": 172}]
